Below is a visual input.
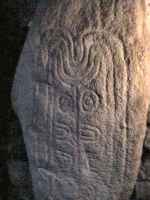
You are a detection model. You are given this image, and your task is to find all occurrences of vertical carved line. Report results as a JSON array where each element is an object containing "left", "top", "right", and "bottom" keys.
[
  {"left": 120, "top": 44, "right": 131, "bottom": 198},
  {"left": 74, "top": 86, "right": 81, "bottom": 180},
  {"left": 103, "top": 34, "right": 129, "bottom": 189},
  {"left": 122, "top": 41, "right": 128, "bottom": 189},
  {"left": 112, "top": 60, "right": 117, "bottom": 113},
  {"left": 48, "top": 86, "right": 55, "bottom": 169},
  {"left": 101, "top": 34, "right": 116, "bottom": 114},
  {"left": 75, "top": 86, "right": 80, "bottom": 141},
  {"left": 104, "top": 39, "right": 116, "bottom": 185}
]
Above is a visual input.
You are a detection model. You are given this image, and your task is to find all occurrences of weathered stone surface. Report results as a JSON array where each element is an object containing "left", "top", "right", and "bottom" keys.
[
  {"left": 135, "top": 120, "right": 150, "bottom": 200},
  {"left": 136, "top": 182, "right": 150, "bottom": 200},
  {"left": 145, "top": 107, "right": 150, "bottom": 151},
  {"left": 144, "top": 128, "right": 150, "bottom": 150},
  {"left": 12, "top": 0, "right": 150, "bottom": 200}
]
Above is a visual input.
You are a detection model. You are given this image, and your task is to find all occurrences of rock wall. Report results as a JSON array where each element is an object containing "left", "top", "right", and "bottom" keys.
[{"left": 1, "top": 0, "right": 150, "bottom": 199}]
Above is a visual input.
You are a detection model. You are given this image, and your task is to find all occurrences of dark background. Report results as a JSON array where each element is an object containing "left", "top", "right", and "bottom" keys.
[
  {"left": 0, "top": 1, "right": 37, "bottom": 199},
  {"left": 0, "top": 1, "right": 149, "bottom": 199}
]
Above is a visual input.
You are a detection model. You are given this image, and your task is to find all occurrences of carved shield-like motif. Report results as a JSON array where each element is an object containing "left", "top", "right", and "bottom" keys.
[{"left": 12, "top": 1, "right": 150, "bottom": 200}]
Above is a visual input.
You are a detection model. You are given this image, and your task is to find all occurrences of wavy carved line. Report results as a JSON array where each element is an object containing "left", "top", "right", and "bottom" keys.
[
  {"left": 80, "top": 124, "right": 101, "bottom": 143},
  {"left": 55, "top": 150, "right": 73, "bottom": 170},
  {"left": 46, "top": 29, "right": 100, "bottom": 86},
  {"left": 54, "top": 122, "right": 71, "bottom": 140}
]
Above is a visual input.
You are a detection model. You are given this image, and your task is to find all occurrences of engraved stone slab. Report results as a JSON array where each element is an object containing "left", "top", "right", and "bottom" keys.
[{"left": 12, "top": 1, "right": 150, "bottom": 200}]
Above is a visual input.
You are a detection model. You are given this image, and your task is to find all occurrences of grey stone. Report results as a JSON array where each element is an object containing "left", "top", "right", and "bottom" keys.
[
  {"left": 136, "top": 181, "right": 150, "bottom": 200},
  {"left": 145, "top": 106, "right": 150, "bottom": 151},
  {"left": 144, "top": 128, "right": 150, "bottom": 151},
  {"left": 12, "top": 1, "right": 150, "bottom": 200}
]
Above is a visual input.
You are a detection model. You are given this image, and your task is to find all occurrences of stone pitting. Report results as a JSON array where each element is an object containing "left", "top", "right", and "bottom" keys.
[{"left": 12, "top": 1, "right": 150, "bottom": 200}]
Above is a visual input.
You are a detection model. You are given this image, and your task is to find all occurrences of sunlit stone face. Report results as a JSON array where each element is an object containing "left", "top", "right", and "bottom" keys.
[
  {"left": 146, "top": 0, "right": 150, "bottom": 14},
  {"left": 144, "top": 0, "right": 150, "bottom": 95},
  {"left": 145, "top": 0, "right": 150, "bottom": 32}
]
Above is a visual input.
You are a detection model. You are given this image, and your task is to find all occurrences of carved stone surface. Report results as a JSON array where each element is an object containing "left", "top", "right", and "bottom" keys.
[{"left": 12, "top": 0, "right": 150, "bottom": 200}]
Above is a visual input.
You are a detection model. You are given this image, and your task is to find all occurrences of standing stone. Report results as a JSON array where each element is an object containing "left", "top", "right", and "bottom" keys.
[{"left": 12, "top": 0, "right": 150, "bottom": 200}]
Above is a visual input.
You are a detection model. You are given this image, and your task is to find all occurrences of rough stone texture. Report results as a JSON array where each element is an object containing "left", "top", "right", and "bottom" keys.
[
  {"left": 135, "top": 109, "right": 150, "bottom": 200},
  {"left": 11, "top": 0, "right": 150, "bottom": 200},
  {"left": 0, "top": 0, "right": 148, "bottom": 198}
]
